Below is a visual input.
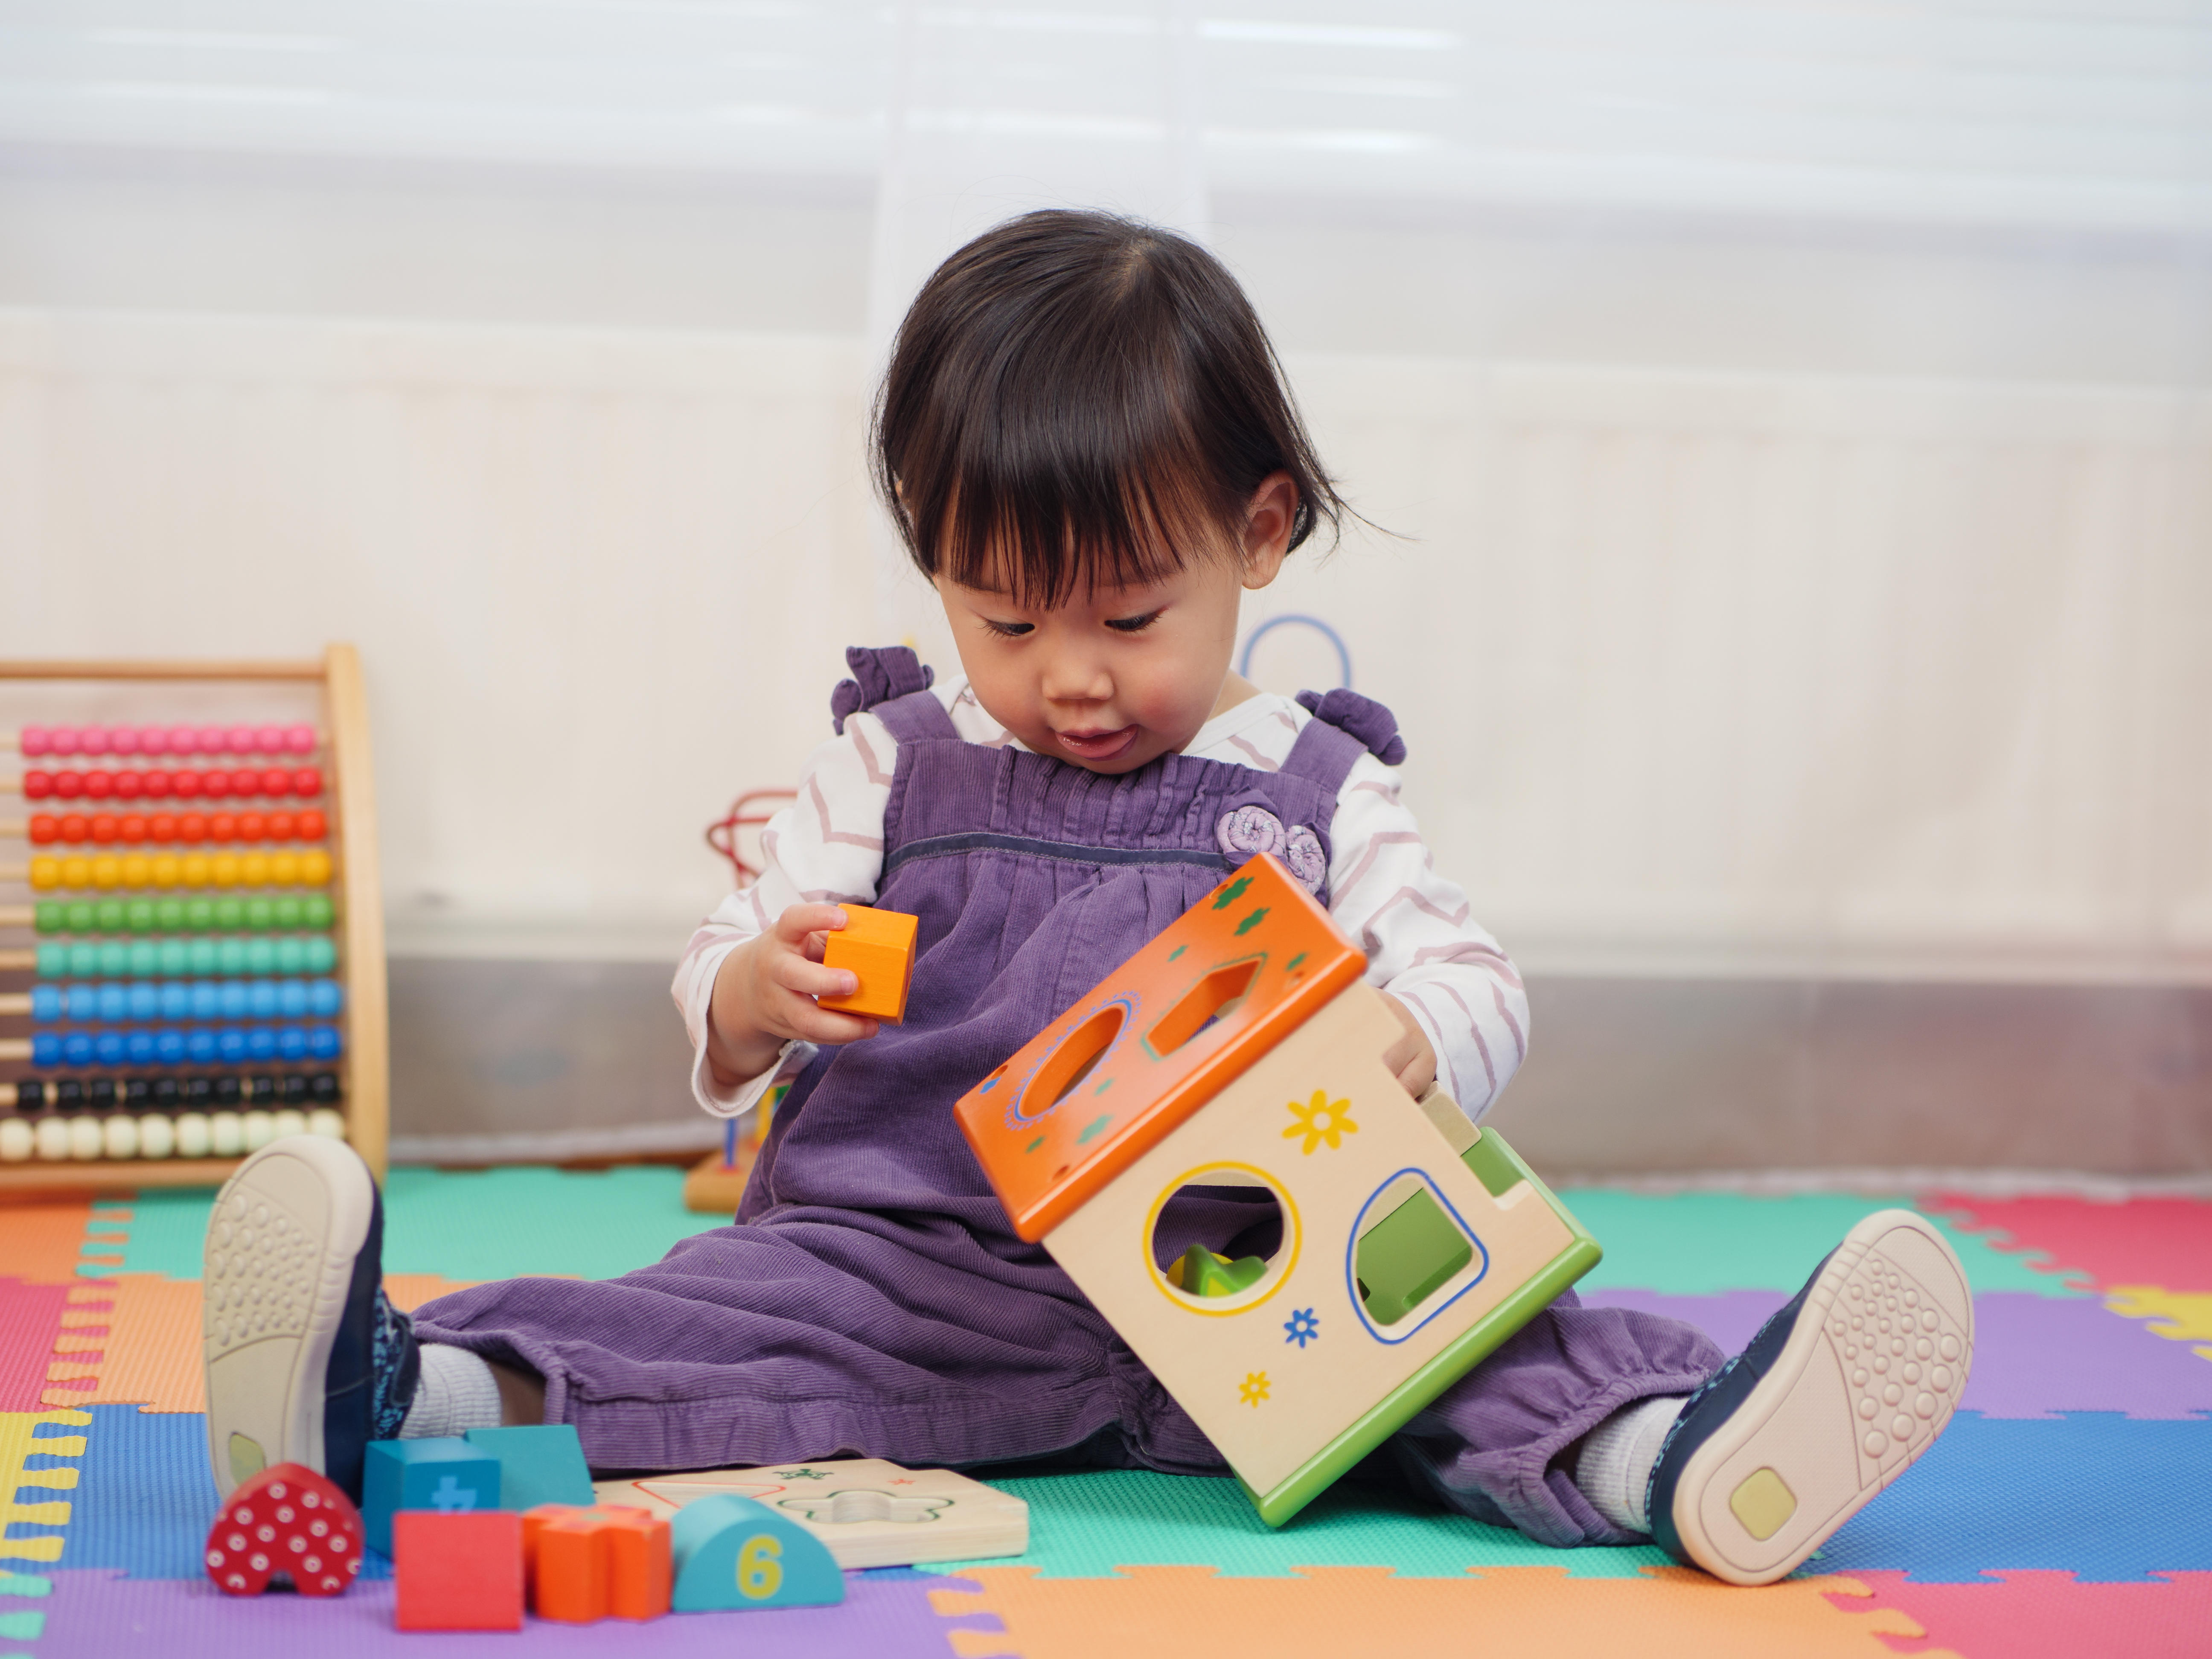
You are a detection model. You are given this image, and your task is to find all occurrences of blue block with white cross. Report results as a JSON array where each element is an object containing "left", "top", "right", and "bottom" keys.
[{"left": 363, "top": 1438, "right": 503, "bottom": 1556}]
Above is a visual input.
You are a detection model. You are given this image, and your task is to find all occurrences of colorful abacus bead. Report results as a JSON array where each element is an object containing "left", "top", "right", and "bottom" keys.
[
  {"left": 24, "top": 809, "right": 327, "bottom": 846},
  {"left": 205, "top": 1463, "right": 362, "bottom": 1597},
  {"left": 34, "top": 893, "right": 336, "bottom": 933},
  {"left": 20, "top": 767, "right": 322, "bottom": 801},
  {"left": 34, "top": 936, "right": 338, "bottom": 977},
  {"left": 28, "top": 1024, "right": 343, "bottom": 1067},
  {"left": 26, "top": 849, "right": 333, "bottom": 892},
  {"left": 23, "top": 723, "right": 316, "bottom": 759},
  {"left": 29, "top": 978, "right": 345, "bottom": 1022}
]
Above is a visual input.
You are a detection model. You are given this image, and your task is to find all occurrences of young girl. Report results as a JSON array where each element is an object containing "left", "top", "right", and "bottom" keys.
[{"left": 202, "top": 210, "right": 1971, "bottom": 1587}]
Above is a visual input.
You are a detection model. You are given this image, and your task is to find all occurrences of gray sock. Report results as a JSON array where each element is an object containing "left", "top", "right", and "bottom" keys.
[
  {"left": 1575, "top": 1394, "right": 1687, "bottom": 1534},
  {"left": 399, "top": 1342, "right": 502, "bottom": 1438}
]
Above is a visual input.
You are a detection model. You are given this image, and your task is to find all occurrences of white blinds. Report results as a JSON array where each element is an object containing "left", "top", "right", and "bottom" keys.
[{"left": 2, "top": 1, "right": 2206, "bottom": 233}]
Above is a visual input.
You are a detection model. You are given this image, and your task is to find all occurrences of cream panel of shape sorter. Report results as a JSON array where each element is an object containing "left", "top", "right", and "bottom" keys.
[{"left": 1042, "top": 981, "right": 1574, "bottom": 1497}]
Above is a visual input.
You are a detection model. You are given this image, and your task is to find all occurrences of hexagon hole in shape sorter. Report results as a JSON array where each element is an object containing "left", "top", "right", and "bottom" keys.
[{"left": 953, "top": 851, "right": 1603, "bottom": 1528}]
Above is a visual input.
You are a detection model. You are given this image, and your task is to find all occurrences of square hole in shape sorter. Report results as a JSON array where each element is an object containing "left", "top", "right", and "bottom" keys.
[
  {"left": 364, "top": 1438, "right": 502, "bottom": 1556},
  {"left": 395, "top": 1510, "right": 525, "bottom": 1632}
]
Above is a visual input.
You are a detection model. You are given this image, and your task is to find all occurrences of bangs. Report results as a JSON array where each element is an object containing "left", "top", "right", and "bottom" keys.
[{"left": 873, "top": 210, "right": 1344, "bottom": 611}]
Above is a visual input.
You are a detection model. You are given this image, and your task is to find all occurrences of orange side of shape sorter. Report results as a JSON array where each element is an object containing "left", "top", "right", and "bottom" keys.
[
  {"left": 524, "top": 1504, "right": 672, "bottom": 1623},
  {"left": 819, "top": 904, "right": 919, "bottom": 1023}
]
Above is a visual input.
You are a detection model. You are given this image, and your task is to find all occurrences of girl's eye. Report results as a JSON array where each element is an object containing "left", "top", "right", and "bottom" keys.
[
  {"left": 1106, "top": 610, "right": 1164, "bottom": 634},
  {"left": 982, "top": 618, "right": 1034, "bottom": 639}
]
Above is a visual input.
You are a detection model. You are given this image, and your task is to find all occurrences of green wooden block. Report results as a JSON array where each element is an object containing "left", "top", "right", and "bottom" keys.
[
  {"left": 669, "top": 1493, "right": 843, "bottom": 1611},
  {"left": 464, "top": 1425, "right": 596, "bottom": 1510}
]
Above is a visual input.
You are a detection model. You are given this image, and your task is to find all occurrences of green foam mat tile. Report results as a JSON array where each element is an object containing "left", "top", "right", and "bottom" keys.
[
  {"left": 926, "top": 1469, "right": 1668, "bottom": 1580},
  {"left": 1559, "top": 1190, "right": 2091, "bottom": 1298}
]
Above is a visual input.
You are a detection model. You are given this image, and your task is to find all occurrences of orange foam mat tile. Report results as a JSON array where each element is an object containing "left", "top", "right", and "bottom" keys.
[
  {"left": 928, "top": 1565, "right": 1952, "bottom": 1659},
  {"left": 0, "top": 1198, "right": 99, "bottom": 1286},
  {"left": 47, "top": 1278, "right": 204, "bottom": 1413},
  {"left": 383, "top": 1273, "right": 482, "bottom": 1314}
]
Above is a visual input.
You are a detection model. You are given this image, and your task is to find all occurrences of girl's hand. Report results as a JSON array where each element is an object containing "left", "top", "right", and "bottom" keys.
[
  {"left": 1379, "top": 991, "right": 1438, "bottom": 1099},
  {"left": 705, "top": 903, "right": 882, "bottom": 1086}
]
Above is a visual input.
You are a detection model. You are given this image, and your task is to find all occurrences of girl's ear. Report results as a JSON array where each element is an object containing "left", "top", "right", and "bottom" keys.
[{"left": 1239, "top": 471, "right": 1298, "bottom": 591}]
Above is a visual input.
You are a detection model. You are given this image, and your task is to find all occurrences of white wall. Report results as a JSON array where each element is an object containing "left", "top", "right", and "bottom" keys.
[{"left": 4, "top": 290, "right": 2205, "bottom": 984}]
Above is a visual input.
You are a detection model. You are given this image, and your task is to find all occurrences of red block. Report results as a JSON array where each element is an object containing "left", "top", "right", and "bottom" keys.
[
  {"left": 204, "top": 1464, "right": 363, "bottom": 1597},
  {"left": 523, "top": 1504, "right": 671, "bottom": 1623},
  {"left": 393, "top": 1510, "right": 524, "bottom": 1632}
]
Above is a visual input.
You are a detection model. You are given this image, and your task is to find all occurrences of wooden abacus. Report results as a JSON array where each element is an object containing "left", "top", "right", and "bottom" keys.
[{"left": 0, "top": 647, "right": 387, "bottom": 1190}]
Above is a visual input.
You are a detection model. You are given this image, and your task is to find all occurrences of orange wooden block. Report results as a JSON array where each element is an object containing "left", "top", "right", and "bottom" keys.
[
  {"left": 818, "top": 903, "right": 918, "bottom": 1023},
  {"left": 955, "top": 853, "right": 1361, "bottom": 1242},
  {"left": 393, "top": 1509, "right": 523, "bottom": 1632},
  {"left": 524, "top": 1504, "right": 671, "bottom": 1623}
]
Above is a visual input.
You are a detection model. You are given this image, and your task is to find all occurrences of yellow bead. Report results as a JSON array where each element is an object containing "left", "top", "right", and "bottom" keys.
[
  {"left": 29, "top": 856, "right": 60, "bottom": 891},
  {"left": 268, "top": 852, "right": 299, "bottom": 886},
  {"left": 92, "top": 856, "right": 122, "bottom": 889},
  {"left": 300, "top": 850, "right": 332, "bottom": 886},
  {"left": 120, "top": 855, "right": 151, "bottom": 888},
  {"left": 63, "top": 856, "right": 92, "bottom": 889},
  {"left": 151, "top": 855, "right": 180, "bottom": 888},
  {"left": 210, "top": 854, "right": 240, "bottom": 888},
  {"left": 181, "top": 854, "right": 210, "bottom": 888},
  {"left": 239, "top": 853, "right": 270, "bottom": 887}
]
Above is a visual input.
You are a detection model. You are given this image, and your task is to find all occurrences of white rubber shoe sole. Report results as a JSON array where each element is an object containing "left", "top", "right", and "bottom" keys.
[
  {"left": 203, "top": 1135, "right": 378, "bottom": 1499},
  {"left": 1652, "top": 1208, "right": 1974, "bottom": 1586}
]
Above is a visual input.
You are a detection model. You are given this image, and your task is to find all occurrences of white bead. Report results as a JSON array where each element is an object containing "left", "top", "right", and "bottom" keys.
[
  {"left": 242, "top": 1111, "right": 277, "bottom": 1152},
  {"left": 0, "top": 1118, "right": 34, "bottom": 1162},
  {"left": 70, "top": 1115, "right": 105, "bottom": 1159},
  {"left": 175, "top": 1113, "right": 212, "bottom": 1158},
  {"left": 271, "top": 1109, "right": 307, "bottom": 1141},
  {"left": 103, "top": 1114, "right": 140, "bottom": 1159},
  {"left": 138, "top": 1114, "right": 176, "bottom": 1159},
  {"left": 210, "top": 1113, "right": 245, "bottom": 1156},
  {"left": 307, "top": 1109, "right": 345, "bottom": 1141},
  {"left": 36, "top": 1115, "right": 72, "bottom": 1161}
]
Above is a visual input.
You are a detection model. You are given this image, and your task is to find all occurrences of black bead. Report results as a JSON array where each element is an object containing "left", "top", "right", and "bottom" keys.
[
  {"left": 214, "top": 1075, "right": 241, "bottom": 1105},
  {"left": 13, "top": 1080, "right": 47, "bottom": 1110},
  {"left": 89, "top": 1079, "right": 117, "bottom": 1108},
  {"left": 280, "top": 1074, "right": 309, "bottom": 1103},
  {"left": 309, "top": 1072, "right": 341, "bottom": 1103},
  {"left": 124, "top": 1078, "right": 151, "bottom": 1106},
  {"left": 55, "top": 1079, "right": 85, "bottom": 1108},
  {"left": 152, "top": 1077, "right": 178, "bottom": 1106},
  {"left": 185, "top": 1077, "right": 213, "bottom": 1105}
]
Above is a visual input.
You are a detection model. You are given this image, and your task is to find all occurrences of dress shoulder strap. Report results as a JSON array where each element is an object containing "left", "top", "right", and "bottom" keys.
[
  {"left": 830, "top": 646, "right": 955, "bottom": 743},
  {"left": 1277, "top": 687, "right": 1407, "bottom": 797}
]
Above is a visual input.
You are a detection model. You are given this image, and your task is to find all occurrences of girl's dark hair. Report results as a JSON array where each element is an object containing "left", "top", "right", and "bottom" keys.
[{"left": 872, "top": 210, "right": 1346, "bottom": 607}]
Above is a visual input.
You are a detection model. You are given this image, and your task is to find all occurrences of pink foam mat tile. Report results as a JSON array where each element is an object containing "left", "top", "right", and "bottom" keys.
[
  {"left": 1832, "top": 1569, "right": 2212, "bottom": 1659},
  {"left": 26, "top": 1567, "right": 995, "bottom": 1657},
  {"left": 1929, "top": 1196, "right": 2212, "bottom": 1297},
  {"left": 0, "top": 1279, "right": 73, "bottom": 1413}
]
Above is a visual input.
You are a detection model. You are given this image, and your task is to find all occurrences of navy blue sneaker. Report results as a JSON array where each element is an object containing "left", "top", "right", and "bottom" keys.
[
  {"left": 1644, "top": 1208, "right": 1973, "bottom": 1584},
  {"left": 203, "top": 1136, "right": 420, "bottom": 1502}
]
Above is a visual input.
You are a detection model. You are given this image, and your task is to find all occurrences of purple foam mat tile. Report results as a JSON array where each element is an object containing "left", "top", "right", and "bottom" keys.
[
  {"left": 1582, "top": 1289, "right": 2212, "bottom": 1420},
  {"left": 31, "top": 1567, "right": 996, "bottom": 1657}
]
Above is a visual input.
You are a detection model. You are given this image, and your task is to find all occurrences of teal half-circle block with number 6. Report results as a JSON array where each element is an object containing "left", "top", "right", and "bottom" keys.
[{"left": 669, "top": 1493, "right": 844, "bottom": 1612}]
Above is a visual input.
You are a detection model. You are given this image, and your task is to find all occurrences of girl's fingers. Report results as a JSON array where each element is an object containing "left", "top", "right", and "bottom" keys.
[
  {"left": 788, "top": 1006, "right": 881, "bottom": 1045},
  {"left": 774, "top": 955, "right": 859, "bottom": 999},
  {"left": 775, "top": 902, "right": 849, "bottom": 943}
]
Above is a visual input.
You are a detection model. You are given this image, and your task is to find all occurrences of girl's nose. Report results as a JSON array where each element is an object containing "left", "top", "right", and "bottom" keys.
[{"left": 1041, "top": 651, "right": 1113, "bottom": 704}]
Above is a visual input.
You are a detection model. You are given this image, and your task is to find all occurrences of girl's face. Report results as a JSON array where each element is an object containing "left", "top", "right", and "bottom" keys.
[{"left": 937, "top": 473, "right": 1297, "bottom": 774}]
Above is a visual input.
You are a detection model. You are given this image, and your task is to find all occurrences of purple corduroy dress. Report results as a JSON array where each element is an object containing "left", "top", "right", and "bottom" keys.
[{"left": 413, "top": 648, "right": 1723, "bottom": 1546}]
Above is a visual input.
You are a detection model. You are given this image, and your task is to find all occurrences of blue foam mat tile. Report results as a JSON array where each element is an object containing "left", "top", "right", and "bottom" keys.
[{"left": 1812, "top": 1411, "right": 2212, "bottom": 1583}]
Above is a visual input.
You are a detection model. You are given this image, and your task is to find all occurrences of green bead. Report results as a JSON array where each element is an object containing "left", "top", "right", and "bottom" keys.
[
  {"left": 272, "top": 896, "right": 302, "bottom": 928},
  {"left": 186, "top": 938, "right": 217, "bottom": 975},
  {"left": 162, "top": 899, "right": 192, "bottom": 931},
  {"left": 303, "top": 894, "right": 334, "bottom": 929},
  {"left": 36, "top": 944, "right": 67, "bottom": 976},
  {"left": 95, "top": 900, "right": 125, "bottom": 931},
  {"left": 36, "top": 902, "right": 64, "bottom": 934},
  {"left": 126, "top": 899, "right": 156, "bottom": 931},
  {"left": 304, "top": 937, "right": 337, "bottom": 974},
  {"left": 180, "top": 899, "right": 209, "bottom": 930},
  {"left": 243, "top": 937, "right": 275, "bottom": 974},
  {"left": 213, "top": 898, "right": 243, "bottom": 930},
  {"left": 244, "top": 898, "right": 272, "bottom": 930},
  {"left": 215, "top": 937, "right": 247, "bottom": 974}
]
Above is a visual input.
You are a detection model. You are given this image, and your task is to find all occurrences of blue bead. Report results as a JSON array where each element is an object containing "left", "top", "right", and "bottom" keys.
[
  {"left": 308, "top": 1025, "right": 342, "bottom": 1060},
  {"left": 249, "top": 981, "right": 281, "bottom": 1019},
  {"left": 218, "top": 983, "right": 249, "bottom": 1020},
  {"left": 158, "top": 982, "right": 190, "bottom": 1020},
  {"left": 29, "top": 986, "right": 61, "bottom": 1021},
  {"left": 307, "top": 981, "right": 343, "bottom": 1017},
  {"left": 32, "top": 1033, "right": 61, "bottom": 1067},
  {"left": 125, "top": 1030, "right": 156, "bottom": 1063},
  {"left": 93, "top": 1032, "right": 125, "bottom": 1064},
  {"left": 184, "top": 1030, "right": 216, "bottom": 1063},
  {"left": 62, "top": 987, "right": 93, "bottom": 1020},
  {"left": 96, "top": 985, "right": 128, "bottom": 1021},
  {"left": 268, "top": 1027, "right": 299, "bottom": 1061},
  {"left": 218, "top": 1028, "right": 248, "bottom": 1062},
  {"left": 155, "top": 1030, "right": 186, "bottom": 1064},
  {"left": 126, "top": 984, "right": 159, "bottom": 1020},
  {"left": 272, "top": 981, "right": 304, "bottom": 1017},
  {"left": 190, "top": 983, "right": 219, "bottom": 1021}
]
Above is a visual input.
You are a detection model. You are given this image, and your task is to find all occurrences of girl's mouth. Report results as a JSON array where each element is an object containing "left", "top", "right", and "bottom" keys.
[{"left": 1054, "top": 725, "right": 1138, "bottom": 761}]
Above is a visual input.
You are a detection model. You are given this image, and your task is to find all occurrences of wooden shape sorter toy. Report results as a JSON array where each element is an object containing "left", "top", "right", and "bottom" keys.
[
  {"left": 0, "top": 647, "right": 388, "bottom": 1187},
  {"left": 953, "top": 852, "right": 1602, "bottom": 1527},
  {"left": 594, "top": 1458, "right": 1029, "bottom": 1569}
]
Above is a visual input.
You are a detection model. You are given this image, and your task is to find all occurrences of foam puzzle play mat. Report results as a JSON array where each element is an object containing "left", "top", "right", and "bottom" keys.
[{"left": 3, "top": 1170, "right": 2207, "bottom": 1657}]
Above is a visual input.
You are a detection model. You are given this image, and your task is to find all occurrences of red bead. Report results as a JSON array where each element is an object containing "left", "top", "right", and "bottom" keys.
[
  {"left": 200, "top": 770, "right": 231, "bottom": 800},
  {"left": 52, "top": 773, "right": 83, "bottom": 800},
  {"left": 294, "top": 767, "right": 323, "bottom": 797},
  {"left": 29, "top": 814, "right": 58, "bottom": 844},
  {"left": 297, "top": 809, "right": 327, "bottom": 841},
  {"left": 84, "top": 773, "right": 114, "bottom": 799},
  {"left": 61, "top": 814, "right": 88, "bottom": 843},
  {"left": 264, "top": 811, "right": 294, "bottom": 841},
  {"left": 23, "top": 771, "right": 52, "bottom": 799},
  {"left": 260, "top": 767, "right": 289, "bottom": 797},
  {"left": 90, "top": 815, "right": 119, "bottom": 844},
  {"left": 112, "top": 771, "right": 144, "bottom": 800},
  {"left": 143, "top": 769, "right": 173, "bottom": 798},
  {"left": 177, "top": 812, "right": 207, "bottom": 843},
  {"left": 150, "top": 813, "right": 178, "bottom": 843},
  {"left": 169, "top": 771, "right": 199, "bottom": 799},
  {"left": 208, "top": 813, "right": 238, "bottom": 843}
]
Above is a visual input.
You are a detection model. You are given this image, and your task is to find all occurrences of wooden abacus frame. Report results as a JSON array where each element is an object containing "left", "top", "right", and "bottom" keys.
[{"left": 0, "top": 645, "right": 388, "bottom": 1190}]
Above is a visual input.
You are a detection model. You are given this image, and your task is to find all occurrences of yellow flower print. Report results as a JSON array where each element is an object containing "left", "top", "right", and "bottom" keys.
[
  {"left": 1239, "top": 1371, "right": 1271, "bottom": 1406},
  {"left": 1283, "top": 1089, "right": 1358, "bottom": 1155}
]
